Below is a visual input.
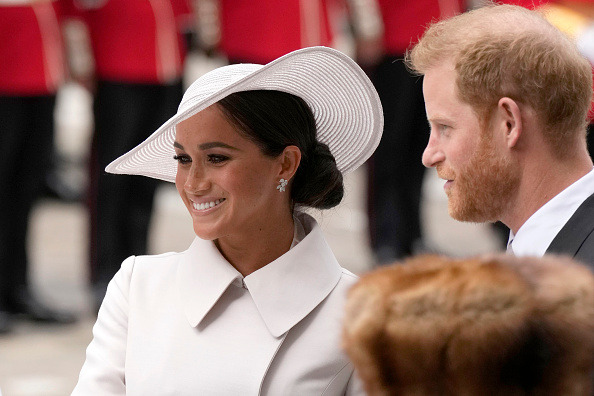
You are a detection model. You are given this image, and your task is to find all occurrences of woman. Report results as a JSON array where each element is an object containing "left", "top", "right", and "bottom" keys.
[{"left": 73, "top": 46, "right": 383, "bottom": 395}]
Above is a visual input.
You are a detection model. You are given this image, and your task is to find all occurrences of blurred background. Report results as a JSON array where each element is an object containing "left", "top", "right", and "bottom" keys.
[{"left": 4, "top": 0, "right": 592, "bottom": 394}]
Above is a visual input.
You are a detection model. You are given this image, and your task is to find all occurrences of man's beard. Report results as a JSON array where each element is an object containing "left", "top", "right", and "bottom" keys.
[{"left": 438, "top": 137, "right": 519, "bottom": 223}]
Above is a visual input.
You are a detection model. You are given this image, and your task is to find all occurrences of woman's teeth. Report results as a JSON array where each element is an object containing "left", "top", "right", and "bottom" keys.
[{"left": 193, "top": 199, "right": 225, "bottom": 211}]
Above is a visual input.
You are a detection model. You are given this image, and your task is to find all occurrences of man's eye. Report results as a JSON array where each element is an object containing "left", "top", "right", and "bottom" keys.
[
  {"left": 437, "top": 124, "right": 451, "bottom": 135},
  {"left": 208, "top": 154, "right": 229, "bottom": 164},
  {"left": 173, "top": 154, "right": 191, "bottom": 164}
]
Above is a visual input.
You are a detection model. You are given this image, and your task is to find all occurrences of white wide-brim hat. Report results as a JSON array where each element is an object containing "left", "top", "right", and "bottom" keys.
[{"left": 106, "top": 46, "right": 383, "bottom": 182}]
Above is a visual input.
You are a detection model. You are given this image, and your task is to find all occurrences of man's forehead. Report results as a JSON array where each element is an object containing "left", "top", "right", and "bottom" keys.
[{"left": 423, "top": 62, "right": 457, "bottom": 95}]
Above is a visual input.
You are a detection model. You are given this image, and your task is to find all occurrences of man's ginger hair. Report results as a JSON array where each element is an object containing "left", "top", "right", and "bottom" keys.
[{"left": 406, "top": 4, "right": 593, "bottom": 158}]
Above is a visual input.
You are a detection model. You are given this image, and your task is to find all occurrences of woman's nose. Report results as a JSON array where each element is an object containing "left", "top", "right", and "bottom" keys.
[
  {"left": 184, "top": 165, "right": 210, "bottom": 193},
  {"left": 422, "top": 134, "right": 444, "bottom": 168}
]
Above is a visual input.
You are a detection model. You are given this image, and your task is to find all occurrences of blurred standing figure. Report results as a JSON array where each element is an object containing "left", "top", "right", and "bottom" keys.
[
  {"left": 196, "top": 0, "right": 338, "bottom": 64},
  {"left": 68, "top": 0, "right": 193, "bottom": 310},
  {"left": 0, "top": 0, "right": 76, "bottom": 334},
  {"left": 352, "top": 0, "right": 465, "bottom": 264}
]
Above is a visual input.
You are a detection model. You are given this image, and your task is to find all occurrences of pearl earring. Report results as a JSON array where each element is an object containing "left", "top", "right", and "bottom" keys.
[{"left": 277, "top": 178, "right": 288, "bottom": 192}]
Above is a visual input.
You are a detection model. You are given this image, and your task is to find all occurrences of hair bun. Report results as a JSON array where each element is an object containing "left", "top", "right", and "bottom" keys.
[{"left": 292, "top": 141, "right": 344, "bottom": 209}]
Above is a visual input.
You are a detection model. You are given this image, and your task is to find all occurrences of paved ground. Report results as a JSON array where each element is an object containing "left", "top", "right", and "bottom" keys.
[{"left": 0, "top": 59, "right": 504, "bottom": 396}]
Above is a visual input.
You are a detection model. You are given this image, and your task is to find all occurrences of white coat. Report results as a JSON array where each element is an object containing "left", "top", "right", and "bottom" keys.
[{"left": 72, "top": 213, "right": 364, "bottom": 395}]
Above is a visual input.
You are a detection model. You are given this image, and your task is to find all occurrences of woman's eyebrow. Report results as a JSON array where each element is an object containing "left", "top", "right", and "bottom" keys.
[
  {"left": 198, "top": 142, "right": 238, "bottom": 150},
  {"left": 173, "top": 141, "right": 239, "bottom": 150}
]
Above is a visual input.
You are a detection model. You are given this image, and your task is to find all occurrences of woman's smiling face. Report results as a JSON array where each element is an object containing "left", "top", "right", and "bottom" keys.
[{"left": 174, "top": 104, "right": 285, "bottom": 242}]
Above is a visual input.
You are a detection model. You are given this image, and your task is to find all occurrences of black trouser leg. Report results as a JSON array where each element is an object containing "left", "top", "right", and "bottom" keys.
[
  {"left": 89, "top": 80, "right": 182, "bottom": 302},
  {"left": 0, "top": 95, "right": 55, "bottom": 307},
  {"left": 367, "top": 57, "right": 428, "bottom": 263}
]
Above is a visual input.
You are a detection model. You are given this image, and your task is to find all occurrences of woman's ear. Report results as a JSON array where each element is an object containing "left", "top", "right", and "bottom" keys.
[
  {"left": 278, "top": 145, "right": 301, "bottom": 181},
  {"left": 497, "top": 97, "right": 522, "bottom": 149}
]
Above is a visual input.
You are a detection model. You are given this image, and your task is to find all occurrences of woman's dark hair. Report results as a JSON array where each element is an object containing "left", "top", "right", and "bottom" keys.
[{"left": 217, "top": 90, "right": 343, "bottom": 209}]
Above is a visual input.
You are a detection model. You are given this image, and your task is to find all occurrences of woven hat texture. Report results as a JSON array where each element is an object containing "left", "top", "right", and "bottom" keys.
[{"left": 105, "top": 46, "right": 383, "bottom": 182}]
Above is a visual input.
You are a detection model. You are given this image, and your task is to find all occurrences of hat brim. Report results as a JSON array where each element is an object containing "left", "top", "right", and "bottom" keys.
[{"left": 105, "top": 46, "right": 383, "bottom": 182}]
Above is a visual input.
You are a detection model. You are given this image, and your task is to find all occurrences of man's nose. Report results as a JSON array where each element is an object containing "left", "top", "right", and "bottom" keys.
[{"left": 422, "top": 134, "right": 444, "bottom": 168}]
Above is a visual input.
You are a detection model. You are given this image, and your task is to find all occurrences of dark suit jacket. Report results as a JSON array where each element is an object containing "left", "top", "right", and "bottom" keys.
[{"left": 546, "top": 192, "right": 594, "bottom": 270}]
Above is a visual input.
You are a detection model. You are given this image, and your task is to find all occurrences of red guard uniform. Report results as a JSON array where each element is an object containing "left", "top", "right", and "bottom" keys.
[
  {"left": 72, "top": 0, "right": 190, "bottom": 83},
  {"left": 0, "top": 1, "right": 65, "bottom": 95},
  {"left": 218, "top": 0, "right": 336, "bottom": 63}
]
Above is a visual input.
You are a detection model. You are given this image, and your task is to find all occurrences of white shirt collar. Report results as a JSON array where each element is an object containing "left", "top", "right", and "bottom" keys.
[
  {"left": 509, "top": 168, "right": 594, "bottom": 257},
  {"left": 177, "top": 212, "right": 342, "bottom": 337}
]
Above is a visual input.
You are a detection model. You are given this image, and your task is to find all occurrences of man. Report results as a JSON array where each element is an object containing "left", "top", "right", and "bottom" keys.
[{"left": 407, "top": 4, "right": 594, "bottom": 264}]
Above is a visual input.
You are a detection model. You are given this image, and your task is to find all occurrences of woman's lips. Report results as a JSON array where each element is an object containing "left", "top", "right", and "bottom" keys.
[{"left": 190, "top": 198, "right": 226, "bottom": 214}]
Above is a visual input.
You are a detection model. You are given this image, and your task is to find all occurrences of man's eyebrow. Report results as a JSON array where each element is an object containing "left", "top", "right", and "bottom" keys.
[
  {"left": 173, "top": 141, "right": 184, "bottom": 149},
  {"left": 427, "top": 113, "right": 446, "bottom": 122},
  {"left": 427, "top": 115, "right": 452, "bottom": 125}
]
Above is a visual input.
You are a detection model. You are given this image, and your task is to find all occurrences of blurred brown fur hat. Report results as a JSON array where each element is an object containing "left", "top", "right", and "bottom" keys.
[{"left": 343, "top": 254, "right": 594, "bottom": 396}]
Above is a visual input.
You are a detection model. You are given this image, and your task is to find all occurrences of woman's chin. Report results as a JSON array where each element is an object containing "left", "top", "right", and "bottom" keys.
[{"left": 192, "top": 225, "right": 220, "bottom": 241}]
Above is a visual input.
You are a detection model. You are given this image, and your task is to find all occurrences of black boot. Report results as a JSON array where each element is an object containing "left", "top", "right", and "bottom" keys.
[{"left": 0, "top": 310, "right": 13, "bottom": 334}]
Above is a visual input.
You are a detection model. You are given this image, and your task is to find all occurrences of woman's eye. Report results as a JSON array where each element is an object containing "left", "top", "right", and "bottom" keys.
[
  {"left": 207, "top": 154, "right": 229, "bottom": 164},
  {"left": 173, "top": 154, "right": 191, "bottom": 165}
]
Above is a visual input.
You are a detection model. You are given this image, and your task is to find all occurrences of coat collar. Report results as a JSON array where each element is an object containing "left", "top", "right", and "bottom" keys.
[
  {"left": 546, "top": 191, "right": 594, "bottom": 257},
  {"left": 177, "top": 213, "right": 343, "bottom": 338}
]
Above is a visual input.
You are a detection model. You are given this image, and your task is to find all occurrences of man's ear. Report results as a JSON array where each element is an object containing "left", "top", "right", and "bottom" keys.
[
  {"left": 497, "top": 97, "right": 522, "bottom": 148},
  {"left": 278, "top": 145, "right": 301, "bottom": 181}
]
